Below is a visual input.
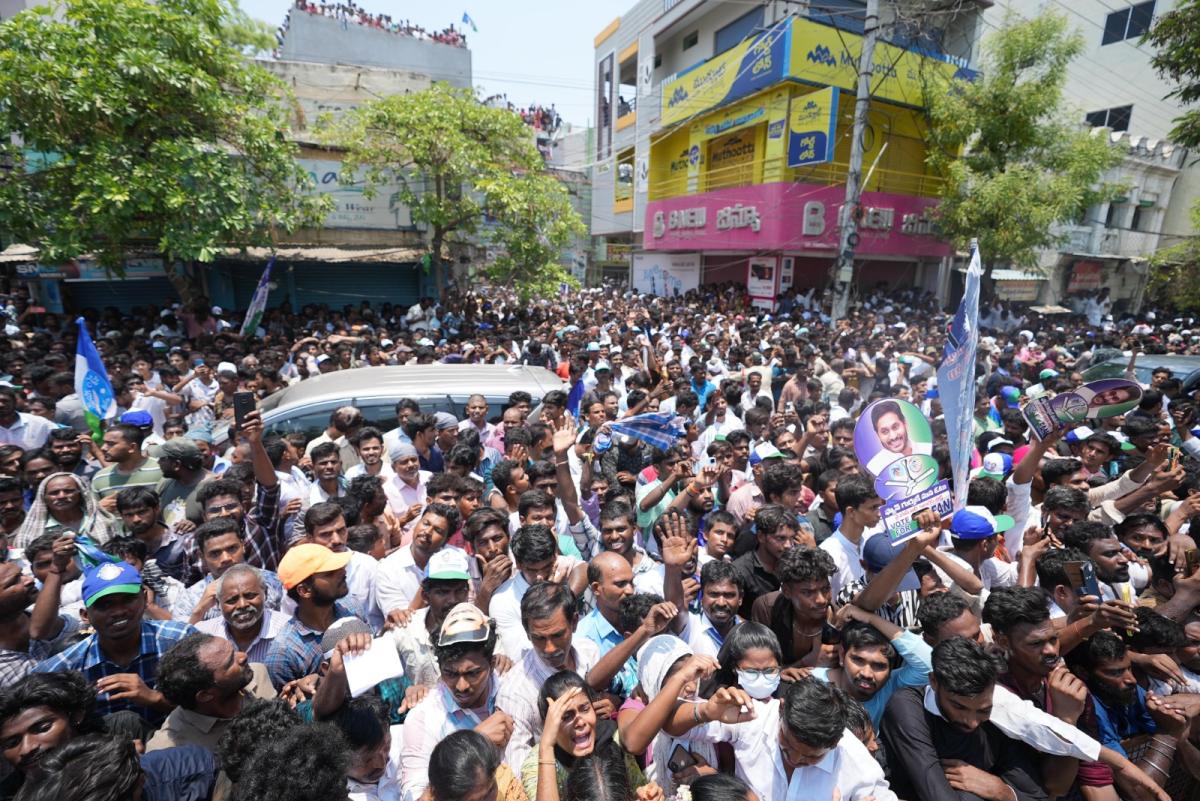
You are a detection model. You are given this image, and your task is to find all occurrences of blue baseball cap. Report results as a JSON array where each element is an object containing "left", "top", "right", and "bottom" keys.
[
  {"left": 949, "top": 506, "right": 1015, "bottom": 540},
  {"left": 81, "top": 561, "right": 142, "bottom": 608},
  {"left": 119, "top": 410, "right": 153, "bottom": 428},
  {"left": 862, "top": 534, "right": 922, "bottom": 592},
  {"left": 999, "top": 386, "right": 1021, "bottom": 409}
]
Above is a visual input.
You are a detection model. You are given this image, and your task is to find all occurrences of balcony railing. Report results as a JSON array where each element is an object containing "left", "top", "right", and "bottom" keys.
[{"left": 648, "top": 158, "right": 946, "bottom": 201}]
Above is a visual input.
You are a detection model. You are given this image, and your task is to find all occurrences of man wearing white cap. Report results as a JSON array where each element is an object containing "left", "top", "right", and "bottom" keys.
[{"left": 383, "top": 443, "right": 431, "bottom": 537}]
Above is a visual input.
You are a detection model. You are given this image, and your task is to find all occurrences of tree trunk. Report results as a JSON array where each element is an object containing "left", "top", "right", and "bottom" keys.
[
  {"left": 163, "top": 257, "right": 204, "bottom": 307},
  {"left": 430, "top": 230, "right": 445, "bottom": 302},
  {"left": 980, "top": 259, "right": 997, "bottom": 304}
]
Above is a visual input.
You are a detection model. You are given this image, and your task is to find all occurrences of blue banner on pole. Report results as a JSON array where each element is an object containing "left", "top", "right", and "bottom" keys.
[{"left": 937, "top": 242, "right": 981, "bottom": 510}]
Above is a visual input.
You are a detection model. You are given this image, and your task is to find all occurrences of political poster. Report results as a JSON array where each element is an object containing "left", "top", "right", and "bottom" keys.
[
  {"left": 854, "top": 398, "right": 952, "bottom": 544},
  {"left": 1021, "top": 378, "right": 1142, "bottom": 440},
  {"left": 937, "top": 242, "right": 980, "bottom": 510}
]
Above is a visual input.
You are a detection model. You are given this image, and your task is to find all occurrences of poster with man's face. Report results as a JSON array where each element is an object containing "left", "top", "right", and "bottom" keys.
[{"left": 1022, "top": 378, "right": 1142, "bottom": 440}]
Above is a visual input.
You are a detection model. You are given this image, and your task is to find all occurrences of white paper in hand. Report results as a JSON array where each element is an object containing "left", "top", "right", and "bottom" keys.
[{"left": 343, "top": 637, "right": 404, "bottom": 697}]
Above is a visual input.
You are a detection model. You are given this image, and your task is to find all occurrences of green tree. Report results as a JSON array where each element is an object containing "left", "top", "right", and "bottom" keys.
[
  {"left": 0, "top": 0, "right": 330, "bottom": 304},
  {"left": 1144, "top": 0, "right": 1200, "bottom": 309},
  {"left": 1147, "top": 205, "right": 1200, "bottom": 310},
  {"left": 321, "top": 83, "right": 584, "bottom": 297},
  {"left": 923, "top": 11, "right": 1123, "bottom": 291},
  {"left": 1145, "top": 0, "right": 1200, "bottom": 149},
  {"left": 477, "top": 171, "right": 586, "bottom": 298}
]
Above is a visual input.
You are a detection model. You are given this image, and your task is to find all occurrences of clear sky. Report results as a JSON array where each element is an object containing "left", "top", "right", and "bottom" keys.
[{"left": 240, "top": 0, "right": 628, "bottom": 127}]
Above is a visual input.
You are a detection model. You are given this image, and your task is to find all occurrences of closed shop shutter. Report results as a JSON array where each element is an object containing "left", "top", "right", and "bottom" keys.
[
  {"left": 64, "top": 277, "right": 179, "bottom": 313},
  {"left": 226, "top": 261, "right": 421, "bottom": 312}
]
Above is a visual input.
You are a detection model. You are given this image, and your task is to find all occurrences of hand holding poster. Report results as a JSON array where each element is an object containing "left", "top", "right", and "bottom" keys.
[
  {"left": 1021, "top": 378, "right": 1141, "bottom": 440},
  {"left": 854, "top": 398, "right": 953, "bottom": 544}
]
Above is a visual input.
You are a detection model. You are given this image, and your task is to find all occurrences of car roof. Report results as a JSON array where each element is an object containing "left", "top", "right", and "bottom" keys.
[
  {"left": 259, "top": 364, "right": 563, "bottom": 417},
  {"left": 1094, "top": 354, "right": 1200, "bottom": 373}
]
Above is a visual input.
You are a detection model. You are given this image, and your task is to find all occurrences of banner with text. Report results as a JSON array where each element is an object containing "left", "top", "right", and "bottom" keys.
[
  {"left": 787, "top": 86, "right": 839, "bottom": 167},
  {"left": 660, "top": 18, "right": 788, "bottom": 126},
  {"left": 631, "top": 252, "right": 701, "bottom": 296}
]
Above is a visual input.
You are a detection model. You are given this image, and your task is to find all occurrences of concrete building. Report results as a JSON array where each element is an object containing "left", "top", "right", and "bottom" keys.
[
  {"left": 591, "top": 0, "right": 988, "bottom": 304},
  {"left": 10, "top": 8, "right": 472, "bottom": 313},
  {"left": 981, "top": 0, "right": 1195, "bottom": 313}
]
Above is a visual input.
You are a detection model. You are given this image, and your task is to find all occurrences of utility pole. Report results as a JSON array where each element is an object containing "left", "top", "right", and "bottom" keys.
[{"left": 830, "top": 0, "right": 880, "bottom": 324}]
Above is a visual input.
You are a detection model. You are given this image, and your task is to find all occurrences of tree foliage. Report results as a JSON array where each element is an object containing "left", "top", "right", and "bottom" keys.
[
  {"left": 923, "top": 12, "right": 1122, "bottom": 278},
  {"left": 0, "top": 0, "right": 330, "bottom": 301},
  {"left": 1145, "top": 0, "right": 1200, "bottom": 150},
  {"left": 321, "top": 83, "right": 584, "bottom": 298},
  {"left": 1147, "top": 201, "right": 1200, "bottom": 310}
]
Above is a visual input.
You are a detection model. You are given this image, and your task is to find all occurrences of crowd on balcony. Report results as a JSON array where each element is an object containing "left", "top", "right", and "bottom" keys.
[{"left": 276, "top": 0, "right": 468, "bottom": 49}]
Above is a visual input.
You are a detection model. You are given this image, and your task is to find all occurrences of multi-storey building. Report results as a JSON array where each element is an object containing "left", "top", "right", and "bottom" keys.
[
  {"left": 982, "top": 0, "right": 1193, "bottom": 312},
  {"left": 592, "top": 0, "right": 988, "bottom": 305}
]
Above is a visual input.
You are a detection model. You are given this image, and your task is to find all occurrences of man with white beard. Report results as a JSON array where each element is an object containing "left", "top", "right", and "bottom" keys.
[{"left": 194, "top": 563, "right": 289, "bottom": 663}]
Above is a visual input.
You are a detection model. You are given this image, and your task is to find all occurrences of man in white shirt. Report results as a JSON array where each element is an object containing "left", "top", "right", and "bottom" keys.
[
  {"left": 677, "top": 677, "right": 896, "bottom": 801},
  {"left": 375, "top": 503, "right": 464, "bottom": 624},
  {"left": 495, "top": 582, "right": 602, "bottom": 774},
  {"left": 679, "top": 560, "right": 743, "bottom": 658},
  {"left": 0, "top": 387, "right": 54, "bottom": 451},
  {"left": 302, "top": 502, "right": 382, "bottom": 630},
  {"left": 383, "top": 443, "right": 431, "bottom": 537},
  {"left": 457, "top": 395, "right": 494, "bottom": 440},
  {"left": 820, "top": 474, "right": 884, "bottom": 598},
  {"left": 489, "top": 524, "right": 582, "bottom": 659}
]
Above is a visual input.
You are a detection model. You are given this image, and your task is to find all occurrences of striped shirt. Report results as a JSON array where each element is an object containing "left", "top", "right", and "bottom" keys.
[
  {"left": 195, "top": 609, "right": 290, "bottom": 664},
  {"left": 90, "top": 457, "right": 163, "bottom": 499},
  {"left": 33, "top": 618, "right": 196, "bottom": 724}
]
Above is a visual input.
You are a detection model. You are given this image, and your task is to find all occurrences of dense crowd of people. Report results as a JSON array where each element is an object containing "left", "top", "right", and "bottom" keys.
[
  {"left": 0, "top": 278, "right": 1199, "bottom": 801},
  {"left": 276, "top": 0, "right": 468, "bottom": 51},
  {"left": 481, "top": 96, "right": 564, "bottom": 137}
]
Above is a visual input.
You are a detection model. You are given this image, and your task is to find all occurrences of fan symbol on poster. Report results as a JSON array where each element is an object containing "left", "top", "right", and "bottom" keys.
[{"left": 880, "top": 456, "right": 937, "bottom": 498}]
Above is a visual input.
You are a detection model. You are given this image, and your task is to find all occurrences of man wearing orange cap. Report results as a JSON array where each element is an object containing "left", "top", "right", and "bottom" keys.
[{"left": 263, "top": 543, "right": 366, "bottom": 689}]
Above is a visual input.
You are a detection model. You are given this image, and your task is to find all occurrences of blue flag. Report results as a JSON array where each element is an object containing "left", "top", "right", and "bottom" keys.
[
  {"left": 240, "top": 257, "right": 274, "bottom": 337},
  {"left": 462, "top": 11, "right": 477, "bottom": 31},
  {"left": 74, "top": 317, "right": 116, "bottom": 442},
  {"left": 937, "top": 242, "right": 981, "bottom": 510}
]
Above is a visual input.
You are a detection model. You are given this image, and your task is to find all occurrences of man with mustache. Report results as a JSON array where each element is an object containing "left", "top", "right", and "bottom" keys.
[
  {"left": 811, "top": 603, "right": 933, "bottom": 732},
  {"left": 984, "top": 586, "right": 1109, "bottom": 795},
  {"left": 194, "top": 563, "right": 288, "bottom": 664},
  {"left": 390, "top": 548, "right": 473, "bottom": 689},
  {"left": 679, "top": 559, "right": 743, "bottom": 658},
  {"left": 1061, "top": 522, "right": 1136, "bottom": 603},
  {"left": 33, "top": 558, "right": 196, "bottom": 727},
  {"left": 496, "top": 581, "right": 608, "bottom": 774},
  {"left": 1068, "top": 630, "right": 1200, "bottom": 786},
  {"left": 146, "top": 631, "right": 275, "bottom": 753},
  {"left": 882, "top": 636, "right": 1050, "bottom": 801}
]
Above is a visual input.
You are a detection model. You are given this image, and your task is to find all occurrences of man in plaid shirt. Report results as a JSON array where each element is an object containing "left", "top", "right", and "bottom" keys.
[
  {"left": 188, "top": 410, "right": 286, "bottom": 583},
  {"left": 34, "top": 560, "right": 196, "bottom": 725}
]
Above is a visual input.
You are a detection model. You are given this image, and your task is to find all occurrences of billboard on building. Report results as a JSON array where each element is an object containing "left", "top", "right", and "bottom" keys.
[
  {"left": 747, "top": 256, "right": 778, "bottom": 305},
  {"left": 660, "top": 18, "right": 788, "bottom": 126},
  {"left": 787, "top": 17, "right": 976, "bottom": 109},
  {"left": 299, "top": 159, "right": 415, "bottom": 230},
  {"left": 1068, "top": 261, "right": 1103, "bottom": 292},
  {"left": 631, "top": 252, "right": 701, "bottom": 296},
  {"left": 787, "top": 86, "right": 839, "bottom": 167}
]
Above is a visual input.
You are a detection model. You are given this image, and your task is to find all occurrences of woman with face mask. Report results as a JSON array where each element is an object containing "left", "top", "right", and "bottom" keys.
[{"left": 706, "top": 622, "right": 783, "bottom": 702}]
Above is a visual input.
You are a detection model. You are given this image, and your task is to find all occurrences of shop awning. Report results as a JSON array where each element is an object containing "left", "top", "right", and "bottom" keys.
[
  {"left": 220, "top": 246, "right": 427, "bottom": 263},
  {"left": 0, "top": 244, "right": 39, "bottom": 264}
]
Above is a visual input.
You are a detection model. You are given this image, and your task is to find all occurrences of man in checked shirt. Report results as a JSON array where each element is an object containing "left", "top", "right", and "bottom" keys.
[{"left": 188, "top": 409, "right": 286, "bottom": 581}]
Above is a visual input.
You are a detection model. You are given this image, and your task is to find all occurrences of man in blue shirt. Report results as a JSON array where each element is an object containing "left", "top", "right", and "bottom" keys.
[
  {"left": 265, "top": 543, "right": 364, "bottom": 689},
  {"left": 812, "top": 603, "right": 932, "bottom": 730},
  {"left": 35, "top": 560, "right": 195, "bottom": 725},
  {"left": 1067, "top": 629, "right": 1198, "bottom": 782}
]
